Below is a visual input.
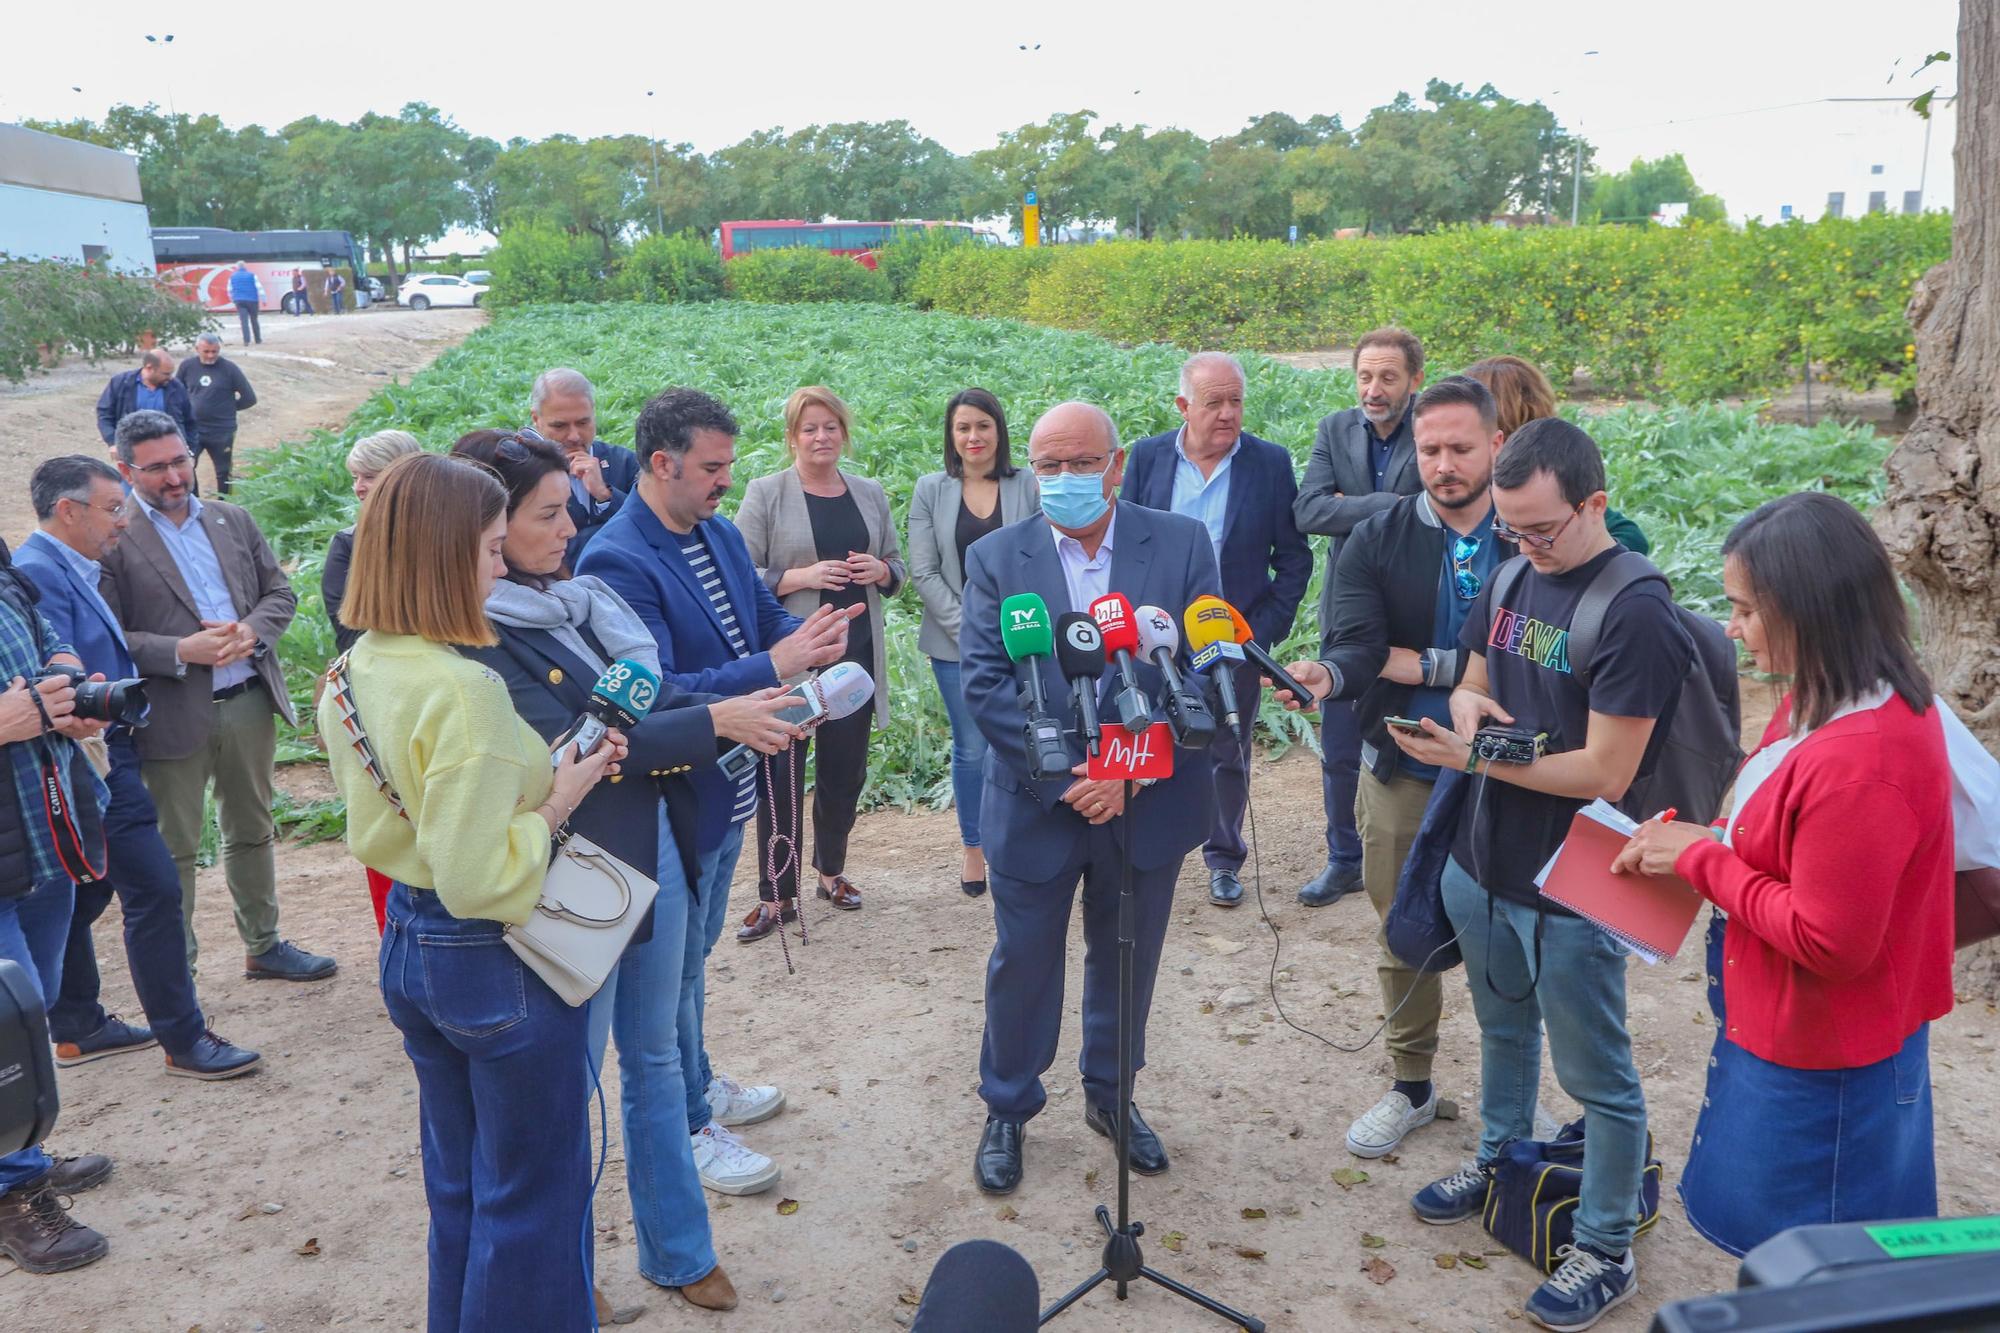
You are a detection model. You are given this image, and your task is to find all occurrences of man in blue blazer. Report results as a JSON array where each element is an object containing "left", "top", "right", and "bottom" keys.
[
  {"left": 961, "top": 401, "right": 1222, "bottom": 1194},
  {"left": 1121, "top": 353, "right": 1311, "bottom": 907},
  {"left": 17, "top": 456, "right": 258, "bottom": 1080},
  {"left": 96, "top": 350, "right": 198, "bottom": 459},
  {"left": 528, "top": 368, "right": 643, "bottom": 566},
  {"left": 579, "top": 387, "right": 854, "bottom": 1195}
]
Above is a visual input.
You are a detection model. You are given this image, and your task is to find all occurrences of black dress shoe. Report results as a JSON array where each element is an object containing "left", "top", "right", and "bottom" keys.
[
  {"left": 40, "top": 1154, "right": 112, "bottom": 1195},
  {"left": 1299, "top": 861, "right": 1363, "bottom": 908},
  {"left": 961, "top": 879, "right": 988, "bottom": 898},
  {"left": 974, "top": 1117, "right": 1025, "bottom": 1195},
  {"left": 1084, "top": 1102, "right": 1170, "bottom": 1175},
  {"left": 1208, "top": 868, "right": 1244, "bottom": 907}
]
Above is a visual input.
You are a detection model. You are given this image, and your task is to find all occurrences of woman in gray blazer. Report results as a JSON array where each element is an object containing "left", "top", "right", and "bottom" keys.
[
  {"left": 736, "top": 386, "right": 906, "bottom": 931},
  {"left": 906, "top": 388, "right": 1040, "bottom": 896}
]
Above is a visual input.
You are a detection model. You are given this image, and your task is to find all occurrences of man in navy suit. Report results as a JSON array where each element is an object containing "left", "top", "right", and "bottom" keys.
[
  {"left": 16, "top": 456, "right": 259, "bottom": 1081},
  {"left": 579, "top": 387, "right": 854, "bottom": 1197},
  {"left": 529, "top": 367, "right": 643, "bottom": 566},
  {"left": 960, "top": 401, "right": 1222, "bottom": 1194},
  {"left": 1121, "top": 353, "right": 1311, "bottom": 907}
]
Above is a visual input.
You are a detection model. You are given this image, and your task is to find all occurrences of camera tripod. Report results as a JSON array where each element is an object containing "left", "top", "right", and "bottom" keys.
[{"left": 1038, "top": 771, "right": 1264, "bottom": 1332}]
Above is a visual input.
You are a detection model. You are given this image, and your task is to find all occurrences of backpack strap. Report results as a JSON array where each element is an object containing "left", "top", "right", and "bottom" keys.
[
  {"left": 1485, "top": 555, "right": 1534, "bottom": 638},
  {"left": 1567, "top": 550, "right": 1668, "bottom": 689}
]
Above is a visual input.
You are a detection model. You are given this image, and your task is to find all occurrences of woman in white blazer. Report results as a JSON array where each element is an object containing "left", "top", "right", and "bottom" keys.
[
  {"left": 905, "top": 388, "right": 1040, "bottom": 896},
  {"left": 736, "top": 387, "right": 905, "bottom": 935}
]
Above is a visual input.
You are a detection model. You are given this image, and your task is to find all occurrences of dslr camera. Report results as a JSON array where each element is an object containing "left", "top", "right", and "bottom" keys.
[{"left": 40, "top": 664, "right": 148, "bottom": 727}]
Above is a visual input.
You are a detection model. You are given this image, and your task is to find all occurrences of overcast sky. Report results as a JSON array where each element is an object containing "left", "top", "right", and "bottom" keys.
[{"left": 5, "top": 0, "right": 1964, "bottom": 223}]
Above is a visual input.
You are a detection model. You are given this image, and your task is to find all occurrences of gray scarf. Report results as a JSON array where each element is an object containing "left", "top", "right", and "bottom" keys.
[{"left": 484, "top": 576, "right": 661, "bottom": 679}]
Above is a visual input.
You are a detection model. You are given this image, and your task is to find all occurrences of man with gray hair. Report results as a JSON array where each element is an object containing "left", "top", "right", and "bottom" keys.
[
  {"left": 959, "top": 400, "right": 1225, "bottom": 1192},
  {"left": 1119, "top": 353, "right": 1311, "bottom": 907},
  {"left": 529, "top": 367, "right": 640, "bottom": 564},
  {"left": 96, "top": 348, "right": 198, "bottom": 463},
  {"left": 176, "top": 334, "right": 258, "bottom": 495}
]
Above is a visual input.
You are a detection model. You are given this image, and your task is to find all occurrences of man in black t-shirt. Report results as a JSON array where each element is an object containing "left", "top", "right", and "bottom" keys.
[{"left": 1384, "top": 418, "right": 1690, "bottom": 1332}]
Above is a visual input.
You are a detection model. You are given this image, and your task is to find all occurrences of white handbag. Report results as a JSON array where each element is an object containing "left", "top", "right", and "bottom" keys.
[{"left": 325, "top": 655, "right": 655, "bottom": 1005}]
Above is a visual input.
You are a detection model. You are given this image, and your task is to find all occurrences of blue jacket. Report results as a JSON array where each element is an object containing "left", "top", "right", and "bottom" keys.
[
  {"left": 96, "top": 369, "right": 198, "bottom": 451},
  {"left": 227, "top": 268, "right": 261, "bottom": 304},
  {"left": 13, "top": 531, "right": 137, "bottom": 683},
  {"left": 565, "top": 441, "right": 643, "bottom": 567},
  {"left": 1121, "top": 429, "right": 1312, "bottom": 651},
  {"left": 960, "top": 503, "right": 1223, "bottom": 884},
  {"left": 577, "top": 496, "right": 802, "bottom": 855},
  {"left": 457, "top": 621, "right": 721, "bottom": 903}
]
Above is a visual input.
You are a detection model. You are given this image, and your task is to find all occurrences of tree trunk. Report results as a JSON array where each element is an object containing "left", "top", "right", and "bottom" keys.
[{"left": 1877, "top": 0, "right": 2000, "bottom": 994}]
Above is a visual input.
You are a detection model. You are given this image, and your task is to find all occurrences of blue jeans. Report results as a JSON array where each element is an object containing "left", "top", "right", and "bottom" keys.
[
  {"left": 683, "top": 821, "right": 746, "bottom": 1135},
  {"left": 1318, "top": 700, "right": 1362, "bottom": 869},
  {"left": 929, "top": 658, "right": 988, "bottom": 849},
  {"left": 0, "top": 876, "right": 75, "bottom": 1193},
  {"left": 378, "top": 884, "right": 593, "bottom": 1333},
  {"left": 1442, "top": 856, "right": 1648, "bottom": 1255},
  {"left": 51, "top": 736, "right": 208, "bottom": 1056},
  {"left": 585, "top": 810, "right": 715, "bottom": 1288}
]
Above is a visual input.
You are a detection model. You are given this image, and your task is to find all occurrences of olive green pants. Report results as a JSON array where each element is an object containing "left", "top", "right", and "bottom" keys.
[{"left": 1357, "top": 768, "right": 1443, "bottom": 1083}]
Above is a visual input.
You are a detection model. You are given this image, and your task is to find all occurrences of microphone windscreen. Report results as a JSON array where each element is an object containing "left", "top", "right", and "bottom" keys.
[
  {"left": 815, "top": 661, "right": 876, "bottom": 720},
  {"left": 1088, "top": 593, "right": 1139, "bottom": 656},
  {"left": 999, "top": 592, "right": 1055, "bottom": 660},
  {"left": 1054, "top": 612, "right": 1103, "bottom": 681},
  {"left": 1184, "top": 596, "right": 1239, "bottom": 651},
  {"left": 1134, "top": 604, "right": 1179, "bottom": 656},
  {"left": 590, "top": 658, "right": 662, "bottom": 720}
]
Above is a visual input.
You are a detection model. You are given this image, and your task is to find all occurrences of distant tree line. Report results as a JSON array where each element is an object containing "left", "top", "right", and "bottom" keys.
[{"left": 25, "top": 81, "right": 1726, "bottom": 268}]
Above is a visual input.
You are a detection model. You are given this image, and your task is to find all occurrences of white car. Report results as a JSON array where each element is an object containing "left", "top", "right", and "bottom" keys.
[{"left": 399, "top": 273, "right": 488, "bottom": 310}]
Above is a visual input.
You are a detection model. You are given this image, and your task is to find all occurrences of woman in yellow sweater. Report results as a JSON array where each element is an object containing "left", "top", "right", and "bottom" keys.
[{"left": 320, "top": 452, "right": 617, "bottom": 1333}]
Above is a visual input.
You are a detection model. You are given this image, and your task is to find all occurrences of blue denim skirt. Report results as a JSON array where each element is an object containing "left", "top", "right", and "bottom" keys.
[{"left": 1680, "top": 914, "right": 1938, "bottom": 1257}]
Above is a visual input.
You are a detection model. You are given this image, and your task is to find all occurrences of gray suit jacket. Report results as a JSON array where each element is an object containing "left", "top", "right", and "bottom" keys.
[
  {"left": 905, "top": 468, "right": 1041, "bottom": 661},
  {"left": 736, "top": 466, "right": 906, "bottom": 727},
  {"left": 99, "top": 498, "right": 298, "bottom": 763},
  {"left": 1292, "top": 405, "right": 1422, "bottom": 637}
]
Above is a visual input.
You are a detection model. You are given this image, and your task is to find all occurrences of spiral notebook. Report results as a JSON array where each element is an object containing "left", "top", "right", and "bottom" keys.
[{"left": 1534, "top": 800, "right": 1703, "bottom": 964}]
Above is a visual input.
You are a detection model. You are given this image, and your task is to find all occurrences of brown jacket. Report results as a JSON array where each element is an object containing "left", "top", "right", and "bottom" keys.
[{"left": 100, "top": 498, "right": 298, "bottom": 762}]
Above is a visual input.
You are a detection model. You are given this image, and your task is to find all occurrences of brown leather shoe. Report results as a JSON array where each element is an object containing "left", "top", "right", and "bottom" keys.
[
  {"left": 0, "top": 1182, "right": 110, "bottom": 1274},
  {"left": 735, "top": 902, "right": 797, "bottom": 944},
  {"left": 594, "top": 1284, "right": 645, "bottom": 1325},
  {"left": 817, "top": 875, "right": 862, "bottom": 910},
  {"left": 676, "top": 1263, "right": 739, "bottom": 1310}
]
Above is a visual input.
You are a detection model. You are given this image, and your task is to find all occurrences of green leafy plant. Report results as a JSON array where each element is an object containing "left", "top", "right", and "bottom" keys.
[
  {"left": 0, "top": 255, "right": 214, "bottom": 383},
  {"left": 483, "top": 223, "right": 611, "bottom": 306},
  {"left": 723, "top": 249, "right": 891, "bottom": 304},
  {"left": 235, "top": 301, "right": 1891, "bottom": 826},
  {"left": 611, "top": 231, "right": 725, "bottom": 304}
]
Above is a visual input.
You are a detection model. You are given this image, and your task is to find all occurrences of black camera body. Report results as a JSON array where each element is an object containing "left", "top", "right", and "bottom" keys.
[
  {"left": 41, "top": 664, "right": 148, "bottom": 726},
  {"left": 1472, "top": 725, "right": 1547, "bottom": 766}
]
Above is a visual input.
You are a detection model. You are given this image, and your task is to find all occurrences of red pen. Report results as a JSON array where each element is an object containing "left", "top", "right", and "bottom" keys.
[{"left": 1650, "top": 807, "right": 1678, "bottom": 824}]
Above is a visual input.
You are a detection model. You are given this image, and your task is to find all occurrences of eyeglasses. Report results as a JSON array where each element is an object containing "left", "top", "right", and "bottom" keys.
[
  {"left": 1028, "top": 455, "right": 1109, "bottom": 478},
  {"left": 1493, "top": 504, "right": 1583, "bottom": 551},
  {"left": 1451, "top": 534, "right": 1484, "bottom": 600},
  {"left": 67, "top": 498, "right": 131, "bottom": 519},
  {"left": 130, "top": 453, "right": 195, "bottom": 479}
]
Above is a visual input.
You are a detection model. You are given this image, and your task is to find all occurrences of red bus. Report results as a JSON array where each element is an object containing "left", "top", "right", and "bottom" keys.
[{"left": 715, "top": 220, "right": 989, "bottom": 269}]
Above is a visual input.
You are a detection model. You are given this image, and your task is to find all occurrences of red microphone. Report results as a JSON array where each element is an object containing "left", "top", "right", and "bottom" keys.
[{"left": 1088, "top": 593, "right": 1153, "bottom": 733}]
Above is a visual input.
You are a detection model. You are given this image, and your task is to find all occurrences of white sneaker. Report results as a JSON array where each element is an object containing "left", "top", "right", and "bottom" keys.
[
  {"left": 1346, "top": 1088, "right": 1439, "bottom": 1159},
  {"left": 706, "top": 1073, "right": 785, "bottom": 1127},
  {"left": 690, "top": 1124, "right": 781, "bottom": 1196}
]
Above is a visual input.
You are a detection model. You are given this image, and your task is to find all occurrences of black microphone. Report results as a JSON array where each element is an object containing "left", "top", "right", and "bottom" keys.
[
  {"left": 563, "top": 658, "right": 662, "bottom": 760},
  {"left": 1054, "top": 612, "right": 1104, "bottom": 756}
]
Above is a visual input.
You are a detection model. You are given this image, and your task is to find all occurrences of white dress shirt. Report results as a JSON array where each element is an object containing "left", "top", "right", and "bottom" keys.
[{"left": 1050, "top": 506, "right": 1117, "bottom": 614}]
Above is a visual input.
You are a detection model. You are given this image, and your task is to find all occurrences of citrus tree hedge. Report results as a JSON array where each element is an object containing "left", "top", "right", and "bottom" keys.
[{"left": 0, "top": 256, "right": 213, "bottom": 382}]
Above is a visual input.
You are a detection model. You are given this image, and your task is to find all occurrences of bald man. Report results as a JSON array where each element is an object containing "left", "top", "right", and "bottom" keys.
[
  {"left": 958, "top": 402, "right": 1223, "bottom": 1194},
  {"left": 97, "top": 348, "right": 199, "bottom": 463}
]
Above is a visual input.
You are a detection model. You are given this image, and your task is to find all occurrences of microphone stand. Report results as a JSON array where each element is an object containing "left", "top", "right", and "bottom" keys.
[{"left": 1040, "top": 728, "right": 1264, "bottom": 1332}]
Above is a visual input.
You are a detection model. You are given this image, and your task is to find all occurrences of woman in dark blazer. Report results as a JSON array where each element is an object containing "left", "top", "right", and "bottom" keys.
[
  {"left": 905, "top": 388, "right": 1039, "bottom": 896},
  {"left": 449, "top": 432, "right": 800, "bottom": 1311},
  {"left": 735, "top": 386, "right": 906, "bottom": 928}
]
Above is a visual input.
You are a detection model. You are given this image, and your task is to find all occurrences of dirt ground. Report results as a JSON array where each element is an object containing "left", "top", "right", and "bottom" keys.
[
  {"left": 4, "top": 319, "right": 1995, "bottom": 1331},
  {"left": 0, "top": 305, "right": 487, "bottom": 540}
]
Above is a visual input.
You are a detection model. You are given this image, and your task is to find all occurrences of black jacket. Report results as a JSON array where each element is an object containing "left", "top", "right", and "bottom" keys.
[
  {"left": 565, "top": 441, "right": 643, "bottom": 568},
  {"left": 322, "top": 528, "right": 359, "bottom": 655},
  {"left": 1319, "top": 493, "right": 1516, "bottom": 785},
  {"left": 96, "top": 369, "right": 199, "bottom": 450},
  {"left": 175, "top": 355, "right": 258, "bottom": 434},
  {"left": 457, "top": 621, "right": 722, "bottom": 905}
]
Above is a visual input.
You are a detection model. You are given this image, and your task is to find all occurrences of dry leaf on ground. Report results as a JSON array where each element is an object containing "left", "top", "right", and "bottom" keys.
[{"left": 1361, "top": 1256, "right": 1396, "bottom": 1284}]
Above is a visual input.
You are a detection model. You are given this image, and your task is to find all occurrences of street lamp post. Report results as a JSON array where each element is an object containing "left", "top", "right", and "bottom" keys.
[{"left": 646, "top": 90, "right": 664, "bottom": 235}]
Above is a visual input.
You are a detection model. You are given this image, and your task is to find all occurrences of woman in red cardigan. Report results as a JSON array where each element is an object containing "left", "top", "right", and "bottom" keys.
[{"left": 1615, "top": 491, "right": 1953, "bottom": 1257}]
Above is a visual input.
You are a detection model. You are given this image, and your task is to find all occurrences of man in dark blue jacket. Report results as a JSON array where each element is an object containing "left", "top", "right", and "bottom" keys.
[
  {"left": 530, "top": 368, "right": 642, "bottom": 566},
  {"left": 226, "top": 262, "right": 263, "bottom": 344},
  {"left": 579, "top": 387, "right": 853, "bottom": 1198},
  {"left": 1121, "top": 353, "right": 1311, "bottom": 906},
  {"left": 96, "top": 350, "right": 198, "bottom": 460},
  {"left": 16, "top": 457, "right": 259, "bottom": 1085}
]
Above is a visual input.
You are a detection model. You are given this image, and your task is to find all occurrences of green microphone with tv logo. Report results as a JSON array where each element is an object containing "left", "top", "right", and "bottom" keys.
[{"left": 1000, "top": 592, "right": 1074, "bottom": 780}]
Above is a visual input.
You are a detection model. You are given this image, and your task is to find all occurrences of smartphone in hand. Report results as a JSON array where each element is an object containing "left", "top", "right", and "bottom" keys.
[{"left": 1382, "top": 715, "right": 1427, "bottom": 733}]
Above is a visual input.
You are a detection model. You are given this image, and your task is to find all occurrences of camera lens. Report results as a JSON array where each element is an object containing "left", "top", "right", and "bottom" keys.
[{"left": 71, "top": 679, "right": 148, "bottom": 726}]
